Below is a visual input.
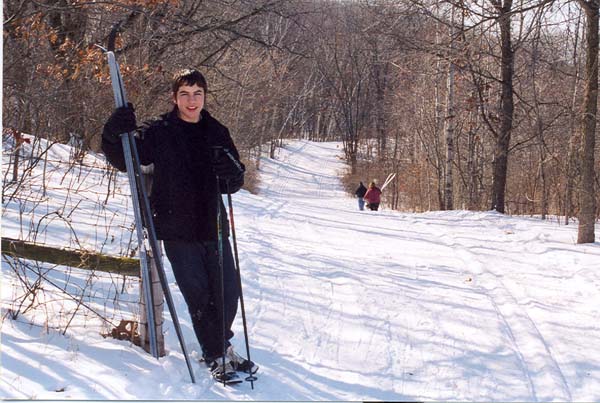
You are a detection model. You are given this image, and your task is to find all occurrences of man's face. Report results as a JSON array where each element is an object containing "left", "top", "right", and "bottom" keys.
[{"left": 174, "top": 84, "right": 205, "bottom": 123}]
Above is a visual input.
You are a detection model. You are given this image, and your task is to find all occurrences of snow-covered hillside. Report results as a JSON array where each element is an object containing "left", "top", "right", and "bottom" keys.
[{"left": 2, "top": 139, "right": 599, "bottom": 401}]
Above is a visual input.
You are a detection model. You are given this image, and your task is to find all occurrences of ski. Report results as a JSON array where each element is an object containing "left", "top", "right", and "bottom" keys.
[
  {"left": 101, "top": 24, "right": 196, "bottom": 383},
  {"left": 380, "top": 172, "right": 397, "bottom": 191}
]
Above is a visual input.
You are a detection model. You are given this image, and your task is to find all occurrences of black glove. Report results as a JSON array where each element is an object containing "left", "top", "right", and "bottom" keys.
[
  {"left": 102, "top": 103, "right": 137, "bottom": 144},
  {"left": 212, "top": 149, "right": 245, "bottom": 180}
]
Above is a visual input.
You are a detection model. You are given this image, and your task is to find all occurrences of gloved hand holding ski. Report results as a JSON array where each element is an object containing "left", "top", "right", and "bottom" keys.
[{"left": 102, "top": 103, "right": 137, "bottom": 144}]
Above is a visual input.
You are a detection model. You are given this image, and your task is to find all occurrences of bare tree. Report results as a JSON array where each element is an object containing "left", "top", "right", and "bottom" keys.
[
  {"left": 564, "top": 7, "right": 583, "bottom": 225},
  {"left": 443, "top": 6, "right": 459, "bottom": 210},
  {"left": 575, "top": 0, "right": 598, "bottom": 243},
  {"left": 485, "top": 0, "right": 516, "bottom": 213}
]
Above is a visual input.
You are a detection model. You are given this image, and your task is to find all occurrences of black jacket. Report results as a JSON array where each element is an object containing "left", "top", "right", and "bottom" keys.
[
  {"left": 102, "top": 108, "right": 244, "bottom": 241},
  {"left": 355, "top": 183, "right": 367, "bottom": 198}
]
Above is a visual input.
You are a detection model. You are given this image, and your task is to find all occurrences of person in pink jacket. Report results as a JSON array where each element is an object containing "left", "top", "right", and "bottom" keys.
[{"left": 363, "top": 181, "right": 382, "bottom": 211}]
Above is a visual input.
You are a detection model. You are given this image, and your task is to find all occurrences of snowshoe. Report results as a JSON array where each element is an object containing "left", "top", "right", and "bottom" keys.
[{"left": 208, "top": 357, "right": 243, "bottom": 385}]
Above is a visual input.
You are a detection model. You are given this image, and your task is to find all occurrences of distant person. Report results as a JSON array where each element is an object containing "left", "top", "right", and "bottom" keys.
[
  {"left": 355, "top": 181, "right": 367, "bottom": 210},
  {"left": 363, "top": 181, "right": 382, "bottom": 211}
]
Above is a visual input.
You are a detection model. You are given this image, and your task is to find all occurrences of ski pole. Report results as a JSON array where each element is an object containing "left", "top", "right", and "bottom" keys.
[
  {"left": 212, "top": 147, "right": 227, "bottom": 387},
  {"left": 224, "top": 177, "right": 257, "bottom": 388},
  {"left": 126, "top": 129, "right": 196, "bottom": 383}
]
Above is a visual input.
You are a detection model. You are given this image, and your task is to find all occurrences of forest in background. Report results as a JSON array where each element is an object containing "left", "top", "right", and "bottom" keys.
[{"left": 3, "top": 0, "right": 598, "bottom": 242}]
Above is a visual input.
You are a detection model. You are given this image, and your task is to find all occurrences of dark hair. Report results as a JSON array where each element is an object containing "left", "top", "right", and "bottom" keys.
[{"left": 172, "top": 69, "right": 208, "bottom": 95}]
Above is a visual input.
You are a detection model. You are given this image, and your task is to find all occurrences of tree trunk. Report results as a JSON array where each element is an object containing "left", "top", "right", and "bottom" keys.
[
  {"left": 444, "top": 10, "right": 457, "bottom": 211},
  {"left": 444, "top": 61, "right": 456, "bottom": 211},
  {"left": 371, "top": 39, "right": 388, "bottom": 160},
  {"left": 577, "top": 0, "right": 599, "bottom": 243},
  {"left": 434, "top": 34, "right": 445, "bottom": 210},
  {"left": 490, "top": 2, "right": 514, "bottom": 213},
  {"left": 12, "top": 140, "right": 21, "bottom": 183},
  {"left": 466, "top": 102, "right": 482, "bottom": 210},
  {"left": 565, "top": 8, "right": 583, "bottom": 225}
]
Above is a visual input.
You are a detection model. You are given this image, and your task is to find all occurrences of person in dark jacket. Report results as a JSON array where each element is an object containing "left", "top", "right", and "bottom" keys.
[
  {"left": 363, "top": 181, "right": 382, "bottom": 211},
  {"left": 102, "top": 68, "right": 254, "bottom": 381},
  {"left": 355, "top": 182, "right": 367, "bottom": 210}
]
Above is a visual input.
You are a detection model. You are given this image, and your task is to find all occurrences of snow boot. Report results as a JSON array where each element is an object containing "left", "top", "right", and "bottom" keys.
[{"left": 226, "top": 345, "right": 259, "bottom": 374}]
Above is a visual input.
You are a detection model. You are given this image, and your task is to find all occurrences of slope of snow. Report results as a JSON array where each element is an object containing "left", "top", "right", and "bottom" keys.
[{"left": 2, "top": 139, "right": 599, "bottom": 401}]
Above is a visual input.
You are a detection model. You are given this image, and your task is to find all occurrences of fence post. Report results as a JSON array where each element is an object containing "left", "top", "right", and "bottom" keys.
[
  {"left": 138, "top": 164, "right": 165, "bottom": 356},
  {"left": 139, "top": 249, "right": 165, "bottom": 356}
]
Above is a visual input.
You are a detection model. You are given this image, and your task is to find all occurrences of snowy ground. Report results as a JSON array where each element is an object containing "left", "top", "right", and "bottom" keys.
[{"left": 2, "top": 139, "right": 600, "bottom": 401}]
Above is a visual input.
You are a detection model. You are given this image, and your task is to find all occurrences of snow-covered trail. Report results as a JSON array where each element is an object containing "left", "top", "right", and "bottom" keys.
[
  {"left": 2, "top": 139, "right": 599, "bottom": 401},
  {"left": 233, "top": 140, "right": 599, "bottom": 401}
]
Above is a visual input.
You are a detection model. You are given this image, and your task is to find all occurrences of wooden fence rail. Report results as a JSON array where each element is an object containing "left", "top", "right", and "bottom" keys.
[{"left": 1, "top": 237, "right": 140, "bottom": 276}]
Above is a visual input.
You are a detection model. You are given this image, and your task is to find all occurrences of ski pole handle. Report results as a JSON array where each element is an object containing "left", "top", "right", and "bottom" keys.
[
  {"left": 223, "top": 149, "right": 244, "bottom": 174},
  {"left": 211, "top": 146, "right": 244, "bottom": 174}
]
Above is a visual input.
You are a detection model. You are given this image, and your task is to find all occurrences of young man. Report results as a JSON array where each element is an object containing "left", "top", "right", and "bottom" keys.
[{"left": 102, "top": 69, "right": 255, "bottom": 383}]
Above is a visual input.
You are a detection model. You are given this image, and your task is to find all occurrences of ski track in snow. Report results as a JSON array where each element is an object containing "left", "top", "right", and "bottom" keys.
[
  {"left": 2, "top": 139, "right": 600, "bottom": 401},
  {"left": 238, "top": 141, "right": 597, "bottom": 401},
  {"left": 394, "top": 211, "right": 596, "bottom": 402},
  {"left": 434, "top": 224, "right": 572, "bottom": 401}
]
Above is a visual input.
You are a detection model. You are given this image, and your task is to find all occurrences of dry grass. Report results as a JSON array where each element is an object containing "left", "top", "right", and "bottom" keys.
[{"left": 241, "top": 162, "right": 260, "bottom": 194}]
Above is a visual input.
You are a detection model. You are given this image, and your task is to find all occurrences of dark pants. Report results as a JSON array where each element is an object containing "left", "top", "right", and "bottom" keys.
[
  {"left": 163, "top": 239, "right": 240, "bottom": 361},
  {"left": 367, "top": 202, "right": 380, "bottom": 211}
]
